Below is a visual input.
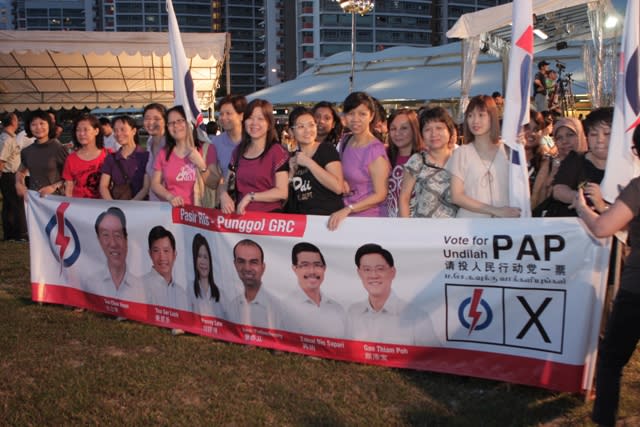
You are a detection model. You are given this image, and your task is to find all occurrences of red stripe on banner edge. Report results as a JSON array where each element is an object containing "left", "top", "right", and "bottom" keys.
[{"left": 32, "top": 283, "right": 585, "bottom": 393}]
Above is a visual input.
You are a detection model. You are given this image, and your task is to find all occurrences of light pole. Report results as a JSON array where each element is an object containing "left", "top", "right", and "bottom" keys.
[{"left": 335, "top": 1, "right": 374, "bottom": 93}]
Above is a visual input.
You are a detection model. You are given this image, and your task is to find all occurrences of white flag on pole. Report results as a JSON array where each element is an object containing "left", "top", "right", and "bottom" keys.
[
  {"left": 501, "top": 0, "right": 534, "bottom": 217},
  {"left": 167, "top": 0, "right": 203, "bottom": 128},
  {"left": 601, "top": 0, "right": 640, "bottom": 202}
]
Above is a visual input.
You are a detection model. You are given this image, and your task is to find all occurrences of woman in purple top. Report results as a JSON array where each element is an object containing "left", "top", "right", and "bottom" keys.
[
  {"left": 328, "top": 92, "right": 391, "bottom": 230},
  {"left": 99, "top": 115, "right": 150, "bottom": 200},
  {"left": 219, "top": 99, "right": 289, "bottom": 214}
]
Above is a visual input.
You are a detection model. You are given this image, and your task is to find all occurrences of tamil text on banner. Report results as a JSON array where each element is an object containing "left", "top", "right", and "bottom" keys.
[{"left": 26, "top": 192, "right": 610, "bottom": 393}]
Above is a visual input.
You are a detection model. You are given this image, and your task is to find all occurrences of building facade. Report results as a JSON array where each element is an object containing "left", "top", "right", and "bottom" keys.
[{"left": 9, "top": 0, "right": 507, "bottom": 95}]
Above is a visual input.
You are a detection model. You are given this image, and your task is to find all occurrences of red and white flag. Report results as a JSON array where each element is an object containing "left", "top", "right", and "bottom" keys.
[
  {"left": 501, "top": 0, "right": 534, "bottom": 217},
  {"left": 601, "top": 0, "right": 640, "bottom": 202},
  {"left": 167, "top": 0, "right": 203, "bottom": 128}
]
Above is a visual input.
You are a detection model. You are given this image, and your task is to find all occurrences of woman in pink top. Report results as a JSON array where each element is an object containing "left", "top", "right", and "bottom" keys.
[
  {"left": 62, "top": 114, "right": 107, "bottom": 199},
  {"left": 219, "top": 99, "right": 289, "bottom": 214},
  {"left": 328, "top": 92, "right": 391, "bottom": 230},
  {"left": 151, "top": 106, "right": 208, "bottom": 207}
]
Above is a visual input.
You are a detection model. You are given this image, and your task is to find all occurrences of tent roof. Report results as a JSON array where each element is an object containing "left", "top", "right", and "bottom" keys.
[
  {"left": 0, "top": 30, "right": 228, "bottom": 112},
  {"left": 248, "top": 42, "right": 587, "bottom": 105},
  {"left": 446, "top": 0, "right": 620, "bottom": 52}
]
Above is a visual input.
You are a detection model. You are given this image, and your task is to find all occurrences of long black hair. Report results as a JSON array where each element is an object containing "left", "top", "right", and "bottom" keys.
[
  {"left": 236, "top": 98, "right": 279, "bottom": 160},
  {"left": 192, "top": 233, "right": 220, "bottom": 302},
  {"left": 312, "top": 101, "right": 343, "bottom": 146}
]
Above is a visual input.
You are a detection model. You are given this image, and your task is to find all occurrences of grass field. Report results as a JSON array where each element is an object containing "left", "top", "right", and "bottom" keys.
[{"left": 0, "top": 239, "right": 639, "bottom": 426}]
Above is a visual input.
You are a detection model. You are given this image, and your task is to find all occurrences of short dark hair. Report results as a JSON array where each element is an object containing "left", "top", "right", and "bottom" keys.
[
  {"left": 582, "top": 107, "right": 614, "bottom": 135},
  {"left": 217, "top": 94, "right": 247, "bottom": 115},
  {"left": 491, "top": 91, "right": 502, "bottom": 98},
  {"left": 1, "top": 113, "right": 16, "bottom": 127},
  {"left": 143, "top": 103, "right": 167, "bottom": 118},
  {"left": 148, "top": 225, "right": 175, "bottom": 251},
  {"left": 420, "top": 106, "right": 457, "bottom": 148},
  {"left": 233, "top": 239, "right": 264, "bottom": 263},
  {"left": 355, "top": 243, "right": 394, "bottom": 268},
  {"left": 99, "top": 117, "right": 111, "bottom": 126},
  {"left": 291, "top": 242, "right": 326, "bottom": 266},
  {"left": 94, "top": 207, "right": 127, "bottom": 239},
  {"left": 112, "top": 115, "right": 139, "bottom": 145},
  {"left": 288, "top": 106, "right": 313, "bottom": 129},
  {"left": 343, "top": 91, "right": 375, "bottom": 115},
  {"left": 25, "top": 110, "right": 56, "bottom": 139}
]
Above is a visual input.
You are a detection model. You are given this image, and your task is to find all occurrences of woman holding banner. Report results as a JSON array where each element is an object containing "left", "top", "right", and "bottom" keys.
[
  {"left": 218, "top": 98, "right": 289, "bottom": 214},
  {"left": 151, "top": 106, "right": 209, "bottom": 207},
  {"left": 99, "top": 115, "right": 150, "bottom": 201},
  {"left": 447, "top": 95, "right": 520, "bottom": 218},
  {"left": 385, "top": 108, "right": 424, "bottom": 217},
  {"left": 399, "top": 106, "right": 457, "bottom": 218},
  {"left": 573, "top": 125, "right": 640, "bottom": 427},
  {"left": 286, "top": 106, "right": 344, "bottom": 215},
  {"left": 328, "top": 92, "right": 390, "bottom": 230},
  {"left": 62, "top": 114, "right": 107, "bottom": 199},
  {"left": 15, "top": 110, "right": 68, "bottom": 198}
]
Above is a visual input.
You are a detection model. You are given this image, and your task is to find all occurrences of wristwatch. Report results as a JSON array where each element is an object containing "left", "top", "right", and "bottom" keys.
[{"left": 249, "top": 192, "right": 256, "bottom": 201}]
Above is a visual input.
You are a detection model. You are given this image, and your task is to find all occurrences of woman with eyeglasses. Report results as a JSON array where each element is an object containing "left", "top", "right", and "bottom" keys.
[
  {"left": 573, "top": 125, "right": 640, "bottom": 427},
  {"left": 151, "top": 106, "right": 209, "bottom": 207},
  {"left": 286, "top": 106, "right": 344, "bottom": 215}
]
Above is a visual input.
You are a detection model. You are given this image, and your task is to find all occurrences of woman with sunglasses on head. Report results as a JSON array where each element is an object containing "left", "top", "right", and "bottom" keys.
[{"left": 287, "top": 106, "right": 344, "bottom": 215}]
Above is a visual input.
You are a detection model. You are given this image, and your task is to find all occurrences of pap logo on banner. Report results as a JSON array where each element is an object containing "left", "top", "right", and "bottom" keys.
[
  {"left": 45, "top": 202, "right": 81, "bottom": 270},
  {"left": 458, "top": 288, "right": 493, "bottom": 333},
  {"left": 446, "top": 284, "right": 503, "bottom": 344}
]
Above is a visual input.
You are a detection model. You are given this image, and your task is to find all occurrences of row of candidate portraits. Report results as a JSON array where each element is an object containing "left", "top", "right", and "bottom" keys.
[{"left": 86, "top": 206, "right": 438, "bottom": 346}]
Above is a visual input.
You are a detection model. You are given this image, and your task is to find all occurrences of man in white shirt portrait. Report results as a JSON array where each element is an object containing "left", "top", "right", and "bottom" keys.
[
  {"left": 227, "top": 239, "right": 282, "bottom": 330},
  {"left": 143, "top": 225, "right": 189, "bottom": 311},
  {"left": 282, "top": 242, "right": 347, "bottom": 338},
  {"left": 347, "top": 243, "right": 438, "bottom": 346},
  {"left": 83, "top": 207, "right": 145, "bottom": 303}
]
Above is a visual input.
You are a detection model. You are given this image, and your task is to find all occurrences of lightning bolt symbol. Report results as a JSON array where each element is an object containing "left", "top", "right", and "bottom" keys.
[
  {"left": 467, "top": 288, "right": 484, "bottom": 335},
  {"left": 54, "top": 203, "right": 71, "bottom": 267}
]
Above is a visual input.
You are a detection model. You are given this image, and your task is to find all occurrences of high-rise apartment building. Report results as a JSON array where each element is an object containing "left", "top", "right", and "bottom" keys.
[{"left": 9, "top": 0, "right": 508, "bottom": 96}]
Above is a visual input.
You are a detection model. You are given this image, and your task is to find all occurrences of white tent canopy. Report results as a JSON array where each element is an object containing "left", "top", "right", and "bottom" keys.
[
  {"left": 0, "top": 30, "right": 229, "bottom": 111},
  {"left": 248, "top": 42, "right": 587, "bottom": 106}
]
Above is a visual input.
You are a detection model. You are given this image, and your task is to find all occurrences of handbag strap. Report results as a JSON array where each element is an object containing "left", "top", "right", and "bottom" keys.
[{"left": 113, "top": 152, "right": 130, "bottom": 184}]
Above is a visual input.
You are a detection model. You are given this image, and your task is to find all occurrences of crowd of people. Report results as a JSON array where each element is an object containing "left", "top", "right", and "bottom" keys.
[
  {"left": 0, "top": 91, "right": 618, "bottom": 241},
  {"left": 0, "top": 89, "right": 636, "bottom": 426}
]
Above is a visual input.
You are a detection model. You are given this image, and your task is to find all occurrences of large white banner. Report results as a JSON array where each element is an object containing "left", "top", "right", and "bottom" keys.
[{"left": 26, "top": 191, "right": 610, "bottom": 393}]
